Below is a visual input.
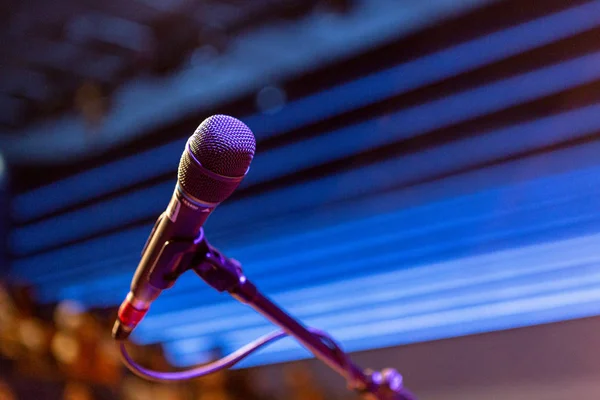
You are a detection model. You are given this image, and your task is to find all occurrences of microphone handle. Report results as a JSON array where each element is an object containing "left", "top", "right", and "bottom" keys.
[
  {"left": 133, "top": 186, "right": 215, "bottom": 300},
  {"left": 114, "top": 186, "right": 216, "bottom": 339}
]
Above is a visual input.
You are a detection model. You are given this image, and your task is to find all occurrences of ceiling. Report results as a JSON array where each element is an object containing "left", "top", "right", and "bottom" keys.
[
  {"left": 7, "top": 0, "right": 600, "bottom": 367},
  {"left": 0, "top": 0, "right": 494, "bottom": 165},
  {"left": 0, "top": 0, "right": 326, "bottom": 129}
]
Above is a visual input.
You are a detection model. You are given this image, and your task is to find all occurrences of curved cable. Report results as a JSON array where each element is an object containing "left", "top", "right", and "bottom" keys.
[{"left": 119, "top": 328, "right": 353, "bottom": 383}]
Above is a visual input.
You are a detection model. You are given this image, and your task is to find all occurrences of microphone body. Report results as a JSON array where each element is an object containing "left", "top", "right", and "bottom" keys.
[
  {"left": 132, "top": 186, "right": 213, "bottom": 302},
  {"left": 115, "top": 186, "right": 212, "bottom": 338},
  {"left": 112, "top": 116, "right": 417, "bottom": 399},
  {"left": 113, "top": 115, "right": 256, "bottom": 339}
]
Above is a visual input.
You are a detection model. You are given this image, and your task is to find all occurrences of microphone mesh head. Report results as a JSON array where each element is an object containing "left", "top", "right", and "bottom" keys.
[
  {"left": 178, "top": 115, "right": 256, "bottom": 203},
  {"left": 189, "top": 115, "right": 256, "bottom": 177}
]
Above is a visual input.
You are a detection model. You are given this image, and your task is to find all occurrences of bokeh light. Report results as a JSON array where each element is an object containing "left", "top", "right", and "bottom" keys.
[{"left": 256, "top": 86, "right": 287, "bottom": 115}]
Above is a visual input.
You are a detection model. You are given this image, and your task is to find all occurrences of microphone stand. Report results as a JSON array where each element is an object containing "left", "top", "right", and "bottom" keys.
[{"left": 189, "top": 233, "right": 416, "bottom": 400}]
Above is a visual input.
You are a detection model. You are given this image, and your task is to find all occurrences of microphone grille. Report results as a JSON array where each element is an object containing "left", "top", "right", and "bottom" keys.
[
  {"left": 188, "top": 115, "right": 256, "bottom": 177},
  {"left": 178, "top": 115, "right": 256, "bottom": 203}
]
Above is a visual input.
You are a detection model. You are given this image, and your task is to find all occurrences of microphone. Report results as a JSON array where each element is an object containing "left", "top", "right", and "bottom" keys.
[
  {"left": 112, "top": 115, "right": 256, "bottom": 340},
  {"left": 112, "top": 116, "right": 417, "bottom": 398}
]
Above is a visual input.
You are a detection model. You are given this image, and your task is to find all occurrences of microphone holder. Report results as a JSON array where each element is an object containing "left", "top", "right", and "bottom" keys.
[{"left": 186, "top": 233, "right": 416, "bottom": 400}]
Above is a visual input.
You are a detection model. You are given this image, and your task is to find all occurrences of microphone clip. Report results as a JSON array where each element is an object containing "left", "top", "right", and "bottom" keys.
[
  {"left": 191, "top": 241, "right": 249, "bottom": 296},
  {"left": 146, "top": 227, "right": 245, "bottom": 293}
]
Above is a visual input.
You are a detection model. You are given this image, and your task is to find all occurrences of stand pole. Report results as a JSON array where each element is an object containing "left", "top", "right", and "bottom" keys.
[{"left": 193, "top": 240, "right": 416, "bottom": 400}]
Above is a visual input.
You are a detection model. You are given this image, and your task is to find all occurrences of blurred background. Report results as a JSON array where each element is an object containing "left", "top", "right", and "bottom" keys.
[{"left": 2, "top": 0, "right": 600, "bottom": 398}]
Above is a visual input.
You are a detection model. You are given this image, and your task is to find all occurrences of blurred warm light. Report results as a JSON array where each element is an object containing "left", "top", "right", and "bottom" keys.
[
  {"left": 0, "top": 380, "right": 16, "bottom": 400},
  {"left": 54, "top": 300, "right": 85, "bottom": 332},
  {"left": 0, "top": 318, "right": 19, "bottom": 358},
  {"left": 122, "top": 377, "right": 153, "bottom": 400},
  {"left": 17, "top": 318, "right": 46, "bottom": 353},
  {"left": 51, "top": 332, "right": 80, "bottom": 364},
  {"left": 0, "top": 341, "right": 18, "bottom": 359},
  {"left": 94, "top": 338, "right": 122, "bottom": 385},
  {"left": 284, "top": 365, "right": 326, "bottom": 400},
  {"left": 63, "top": 381, "right": 93, "bottom": 400},
  {"left": 98, "top": 338, "right": 120, "bottom": 363},
  {"left": 74, "top": 81, "right": 106, "bottom": 131}
]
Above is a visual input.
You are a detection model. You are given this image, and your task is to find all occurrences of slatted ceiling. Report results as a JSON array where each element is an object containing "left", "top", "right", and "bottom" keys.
[
  {"left": 233, "top": 274, "right": 600, "bottom": 347},
  {"left": 0, "top": 0, "right": 330, "bottom": 131},
  {"left": 244, "top": 5, "right": 600, "bottom": 138},
  {"left": 201, "top": 289, "right": 600, "bottom": 358},
  {"left": 12, "top": 142, "right": 600, "bottom": 295},
  {"left": 9, "top": 0, "right": 600, "bottom": 366},
  {"left": 12, "top": 225, "right": 151, "bottom": 284},
  {"left": 11, "top": 182, "right": 172, "bottom": 255},
  {"left": 151, "top": 280, "right": 578, "bottom": 351},
  {"left": 2, "top": 3, "right": 576, "bottom": 219},
  {"left": 206, "top": 140, "right": 600, "bottom": 239},
  {"left": 4, "top": 0, "right": 486, "bottom": 162},
  {"left": 12, "top": 49, "right": 600, "bottom": 256},
  {"left": 144, "top": 242, "right": 600, "bottom": 341},
  {"left": 13, "top": 140, "right": 185, "bottom": 223},
  {"left": 239, "top": 294, "right": 600, "bottom": 369},
  {"left": 8, "top": 2, "right": 600, "bottom": 219},
  {"left": 163, "top": 234, "right": 600, "bottom": 366},
  {"left": 142, "top": 174, "right": 600, "bottom": 321},
  {"left": 6, "top": 147, "right": 593, "bottom": 283},
  {"left": 226, "top": 191, "right": 593, "bottom": 273},
  {"left": 13, "top": 136, "right": 600, "bottom": 294},
  {"left": 12, "top": 1, "right": 600, "bottom": 224},
  {"left": 28, "top": 158, "right": 600, "bottom": 310}
]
